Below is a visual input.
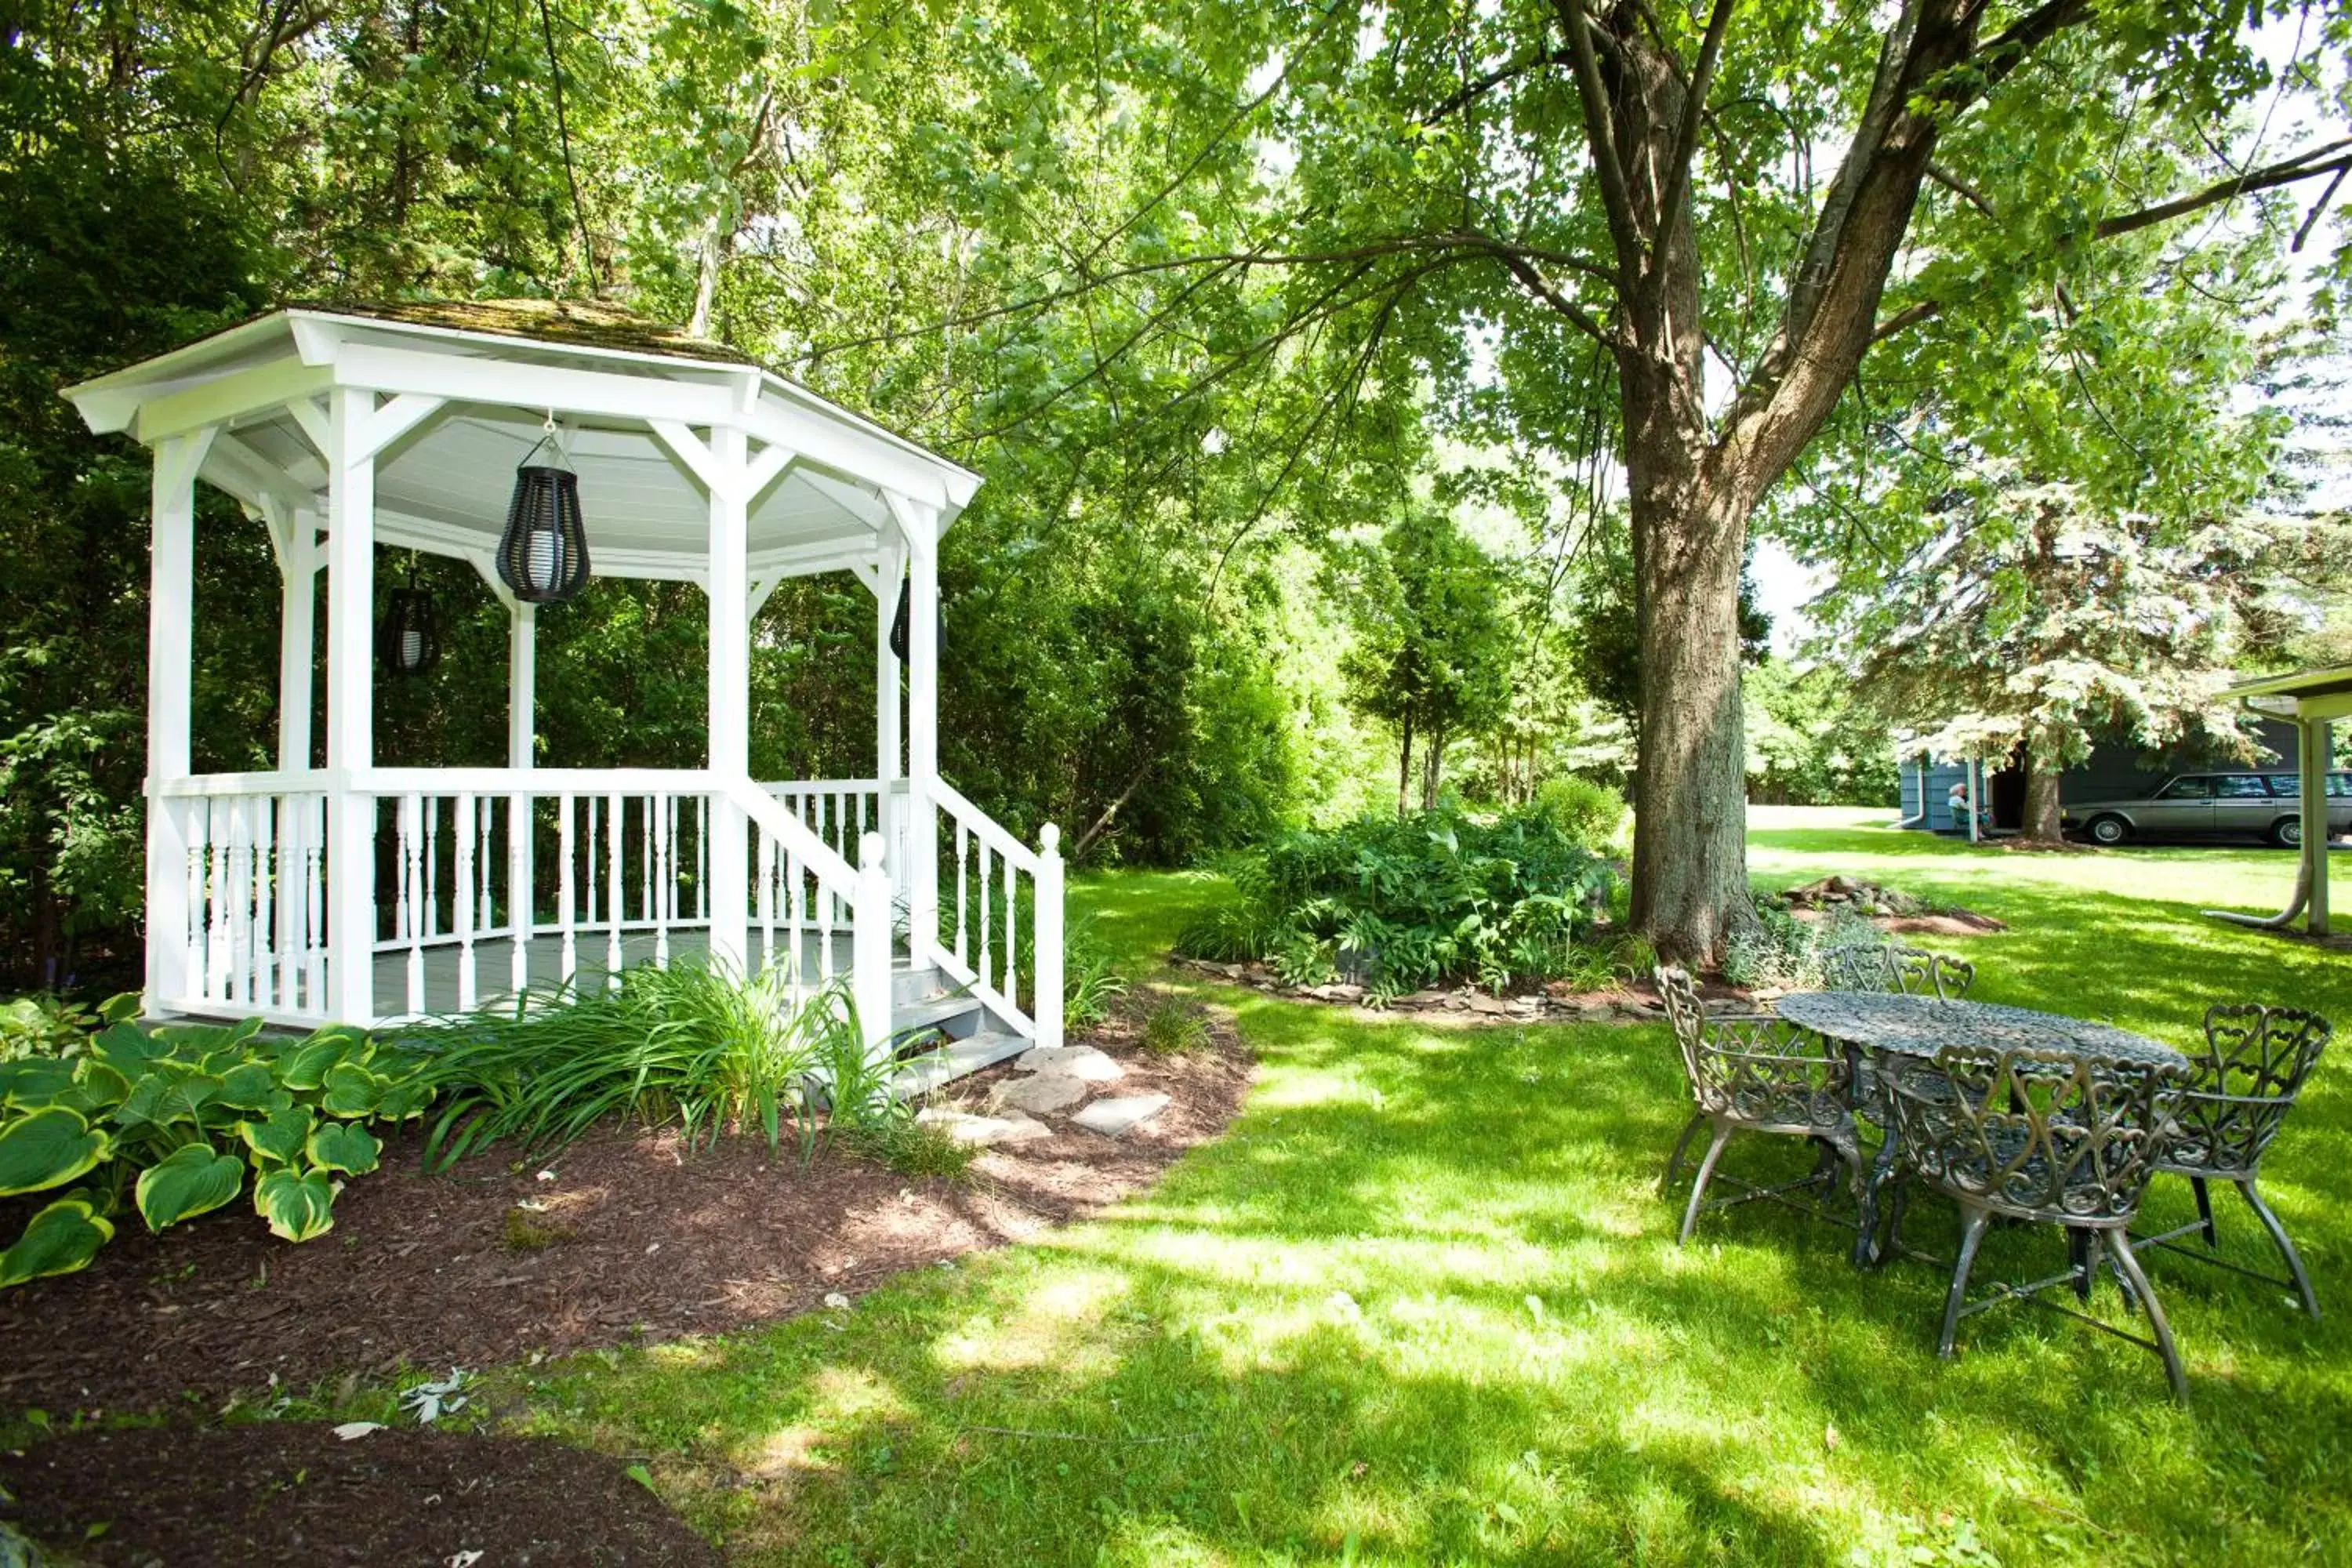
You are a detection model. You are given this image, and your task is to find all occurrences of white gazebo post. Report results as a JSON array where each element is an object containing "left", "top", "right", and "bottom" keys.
[
  {"left": 507, "top": 596, "right": 537, "bottom": 993},
  {"left": 900, "top": 497, "right": 942, "bottom": 964},
  {"left": 874, "top": 539, "right": 906, "bottom": 877},
  {"left": 323, "top": 387, "right": 379, "bottom": 1024},
  {"left": 143, "top": 426, "right": 216, "bottom": 1011},
  {"left": 704, "top": 422, "right": 752, "bottom": 972},
  {"left": 274, "top": 503, "right": 318, "bottom": 772}
]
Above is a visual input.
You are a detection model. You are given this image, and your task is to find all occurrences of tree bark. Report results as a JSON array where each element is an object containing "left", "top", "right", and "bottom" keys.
[
  {"left": 2021, "top": 735, "right": 2065, "bottom": 842},
  {"left": 1420, "top": 722, "right": 1444, "bottom": 810},
  {"left": 1396, "top": 713, "right": 1414, "bottom": 817}
]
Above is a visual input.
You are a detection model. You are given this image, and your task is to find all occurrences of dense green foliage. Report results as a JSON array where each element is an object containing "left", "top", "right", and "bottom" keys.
[
  {"left": 1176, "top": 806, "right": 1617, "bottom": 1000},
  {"left": 0, "top": 1015, "right": 429, "bottom": 1287},
  {"left": 1742, "top": 661, "right": 1903, "bottom": 808}
]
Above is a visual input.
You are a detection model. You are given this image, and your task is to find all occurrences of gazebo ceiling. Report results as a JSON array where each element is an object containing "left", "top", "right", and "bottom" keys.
[{"left": 62, "top": 301, "right": 980, "bottom": 584}]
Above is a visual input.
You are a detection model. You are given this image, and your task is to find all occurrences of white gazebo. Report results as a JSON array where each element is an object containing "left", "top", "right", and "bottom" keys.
[{"left": 65, "top": 300, "right": 1062, "bottom": 1077}]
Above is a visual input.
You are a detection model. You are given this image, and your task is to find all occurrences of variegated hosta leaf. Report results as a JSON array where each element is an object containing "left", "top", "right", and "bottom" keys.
[
  {"left": 212, "top": 1061, "right": 283, "bottom": 1111},
  {"left": 89, "top": 1022, "right": 170, "bottom": 1073},
  {"left": 0, "top": 1107, "right": 111, "bottom": 1197},
  {"left": 135, "top": 1142, "right": 246, "bottom": 1231},
  {"left": 0, "top": 1197, "right": 114, "bottom": 1287},
  {"left": 253, "top": 1165, "right": 337, "bottom": 1242},
  {"left": 307, "top": 1120, "right": 381, "bottom": 1176},
  {"left": 237, "top": 1105, "right": 315, "bottom": 1167},
  {"left": 319, "top": 1063, "right": 383, "bottom": 1118},
  {"left": 0, "top": 1059, "right": 77, "bottom": 1112},
  {"left": 277, "top": 1034, "right": 355, "bottom": 1093},
  {"left": 112, "top": 1065, "right": 225, "bottom": 1131}
]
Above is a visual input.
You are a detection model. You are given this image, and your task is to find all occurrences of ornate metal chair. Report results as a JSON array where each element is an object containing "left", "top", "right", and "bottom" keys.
[
  {"left": 1657, "top": 965, "right": 1862, "bottom": 1246},
  {"left": 1883, "top": 1044, "right": 2194, "bottom": 1397},
  {"left": 2132, "top": 1004, "right": 2332, "bottom": 1318},
  {"left": 1820, "top": 941, "right": 1975, "bottom": 1000}
]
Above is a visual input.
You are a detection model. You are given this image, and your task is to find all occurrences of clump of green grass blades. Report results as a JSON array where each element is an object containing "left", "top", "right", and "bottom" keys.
[{"left": 405, "top": 960, "right": 851, "bottom": 1171}]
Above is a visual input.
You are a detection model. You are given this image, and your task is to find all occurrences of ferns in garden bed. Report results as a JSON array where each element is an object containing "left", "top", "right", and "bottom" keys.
[{"left": 1174, "top": 804, "right": 1621, "bottom": 999}]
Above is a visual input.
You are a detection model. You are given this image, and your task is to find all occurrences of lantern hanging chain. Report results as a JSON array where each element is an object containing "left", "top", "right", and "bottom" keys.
[{"left": 521, "top": 410, "right": 571, "bottom": 470}]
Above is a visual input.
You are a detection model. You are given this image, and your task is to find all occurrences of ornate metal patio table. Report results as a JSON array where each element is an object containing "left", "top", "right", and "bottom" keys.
[{"left": 1774, "top": 991, "right": 2187, "bottom": 1266}]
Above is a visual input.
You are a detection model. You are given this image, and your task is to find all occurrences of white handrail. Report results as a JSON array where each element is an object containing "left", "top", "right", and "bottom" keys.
[{"left": 930, "top": 775, "right": 1040, "bottom": 874}]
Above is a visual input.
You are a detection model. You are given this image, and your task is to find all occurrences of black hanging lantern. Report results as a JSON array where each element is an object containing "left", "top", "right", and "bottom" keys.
[
  {"left": 378, "top": 556, "right": 441, "bottom": 678},
  {"left": 887, "top": 575, "right": 943, "bottom": 662},
  {"left": 496, "top": 416, "right": 591, "bottom": 604}
]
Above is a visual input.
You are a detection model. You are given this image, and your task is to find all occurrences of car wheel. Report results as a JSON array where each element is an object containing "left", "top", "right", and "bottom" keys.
[
  {"left": 2086, "top": 815, "right": 2129, "bottom": 846},
  {"left": 2270, "top": 816, "right": 2303, "bottom": 849}
]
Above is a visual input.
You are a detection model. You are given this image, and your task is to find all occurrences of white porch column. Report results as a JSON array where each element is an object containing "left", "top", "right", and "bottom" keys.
[
  {"left": 508, "top": 600, "right": 537, "bottom": 993},
  {"left": 706, "top": 423, "right": 750, "bottom": 971},
  {"left": 143, "top": 427, "right": 216, "bottom": 1011},
  {"left": 874, "top": 539, "right": 906, "bottom": 885},
  {"left": 324, "top": 388, "right": 378, "bottom": 1024},
  {"left": 902, "top": 499, "right": 942, "bottom": 964},
  {"left": 276, "top": 506, "right": 318, "bottom": 771}
]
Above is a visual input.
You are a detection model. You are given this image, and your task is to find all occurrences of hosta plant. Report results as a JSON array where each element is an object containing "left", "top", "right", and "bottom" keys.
[{"left": 0, "top": 1016, "right": 430, "bottom": 1288}]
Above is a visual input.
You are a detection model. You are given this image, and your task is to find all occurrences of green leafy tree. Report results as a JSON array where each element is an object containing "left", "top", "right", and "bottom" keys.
[{"left": 1339, "top": 510, "right": 1516, "bottom": 813}]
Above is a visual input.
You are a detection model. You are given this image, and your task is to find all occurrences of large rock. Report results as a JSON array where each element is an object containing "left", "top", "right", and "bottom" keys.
[
  {"left": 916, "top": 1107, "right": 1054, "bottom": 1146},
  {"left": 1015, "top": 1045, "right": 1125, "bottom": 1083},
  {"left": 991, "top": 1072, "right": 1090, "bottom": 1116},
  {"left": 1071, "top": 1093, "right": 1171, "bottom": 1138}
]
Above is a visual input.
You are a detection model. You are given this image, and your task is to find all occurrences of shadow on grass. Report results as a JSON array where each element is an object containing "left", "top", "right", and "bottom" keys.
[{"left": 503, "top": 821, "right": 2352, "bottom": 1565}]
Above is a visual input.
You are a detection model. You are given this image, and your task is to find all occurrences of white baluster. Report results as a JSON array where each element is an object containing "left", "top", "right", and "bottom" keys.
[
  {"left": 976, "top": 841, "right": 993, "bottom": 998},
  {"left": 757, "top": 830, "right": 776, "bottom": 977},
  {"left": 423, "top": 795, "right": 441, "bottom": 944},
  {"left": 206, "top": 801, "right": 232, "bottom": 1003},
  {"left": 402, "top": 793, "right": 424, "bottom": 1017},
  {"left": 303, "top": 796, "right": 325, "bottom": 1009},
  {"left": 454, "top": 790, "right": 477, "bottom": 1012},
  {"left": 1004, "top": 851, "right": 1018, "bottom": 1004},
  {"left": 955, "top": 821, "right": 970, "bottom": 967},
  {"left": 695, "top": 794, "right": 709, "bottom": 927},
  {"left": 510, "top": 789, "right": 531, "bottom": 999},
  {"left": 560, "top": 793, "right": 578, "bottom": 985},
  {"left": 584, "top": 795, "right": 599, "bottom": 956},
  {"left": 181, "top": 801, "right": 205, "bottom": 1005},
  {"left": 250, "top": 794, "right": 273, "bottom": 1008},
  {"left": 655, "top": 793, "right": 674, "bottom": 965},
  {"left": 606, "top": 792, "right": 624, "bottom": 984},
  {"left": 786, "top": 844, "right": 806, "bottom": 1000}
]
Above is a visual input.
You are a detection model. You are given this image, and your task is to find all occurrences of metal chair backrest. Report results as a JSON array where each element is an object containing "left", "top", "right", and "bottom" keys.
[
  {"left": 2166, "top": 1004, "right": 2334, "bottom": 1175},
  {"left": 1888, "top": 1044, "right": 2188, "bottom": 1226},
  {"left": 1655, "top": 965, "right": 1846, "bottom": 1130},
  {"left": 1820, "top": 942, "right": 1974, "bottom": 1001}
]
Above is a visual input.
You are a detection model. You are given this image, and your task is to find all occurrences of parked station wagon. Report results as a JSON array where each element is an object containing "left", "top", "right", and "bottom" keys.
[{"left": 2063, "top": 771, "right": 2352, "bottom": 848}]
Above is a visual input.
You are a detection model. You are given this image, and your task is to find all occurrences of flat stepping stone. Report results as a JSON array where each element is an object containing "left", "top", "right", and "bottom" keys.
[
  {"left": 1015, "top": 1045, "right": 1125, "bottom": 1083},
  {"left": 991, "top": 1072, "right": 1091, "bottom": 1116},
  {"left": 916, "top": 1108, "right": 1054, "bottom": 1146},
  {"left": 1071, "top": 1092, "right": 1170, "bottom": 1138}
]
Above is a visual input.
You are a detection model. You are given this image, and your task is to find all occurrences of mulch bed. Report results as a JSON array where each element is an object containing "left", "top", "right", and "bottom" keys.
[
  {"left": 0, "top": 1015, "right": 1251, "bottom": 1421},
  {"left": 0, "top": 1423, "right": 720, "bottom": 1566}
]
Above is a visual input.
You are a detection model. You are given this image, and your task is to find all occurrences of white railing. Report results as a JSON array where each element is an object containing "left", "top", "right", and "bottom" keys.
[
  {"left": 154, "top": 768, "right": 888, "bottom": 1047},
  {"left": 765, "top": 779, "right": 913, "bottom": 909},
  {"left": 926, "top": 776, "right": 1062, "bottom": 1047},
  {"left": 151, "top": 772, "right": 331, "bottom": 1023}
]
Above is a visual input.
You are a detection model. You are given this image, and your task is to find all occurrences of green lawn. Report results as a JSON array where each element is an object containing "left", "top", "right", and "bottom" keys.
[{"left": 512, "top": 809, "right": 2352, "bottom": 1566}]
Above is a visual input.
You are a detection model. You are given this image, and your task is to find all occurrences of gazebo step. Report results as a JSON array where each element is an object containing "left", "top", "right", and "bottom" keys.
[
  {"left": 894, "top": 991, "right": 983, "bottom": 1037},
  {"left": 891, "top": 1030, "right": 1031, "bottom": 1098}
]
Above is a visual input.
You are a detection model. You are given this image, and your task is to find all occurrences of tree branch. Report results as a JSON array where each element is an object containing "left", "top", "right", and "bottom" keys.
[
  {"left": 1555, "top": 0, "right": 1645, "bottom": 292},
  {"left": 1651, "top": 0, "right": 1737, "bottom": 272}
]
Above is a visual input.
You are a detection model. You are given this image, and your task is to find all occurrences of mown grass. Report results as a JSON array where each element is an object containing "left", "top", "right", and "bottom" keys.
[{"left": 506, "top": 812, "right": 2352, "bottom": 1566}]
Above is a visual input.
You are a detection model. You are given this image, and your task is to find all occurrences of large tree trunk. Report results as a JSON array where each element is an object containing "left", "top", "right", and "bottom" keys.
[
  {"left": 2021, "top": 735, "right": 2065, "bottom": 843},
  {"left": 1420, "top": 723, "right": 1444, "bottom": 811},
  {"left": 1626, "top": 450, "right": 1760, "bottom": 964}
]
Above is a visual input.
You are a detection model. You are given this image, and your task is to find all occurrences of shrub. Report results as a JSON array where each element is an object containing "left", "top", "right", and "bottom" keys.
[
  {"left": 1, "top": 991, "right": 137, "bottom": 1062},
  {"left": 0, "top": 1015, "right": 430, "bottom": 1287},
  {"left": 1719, "top": 901, "right": 1878, "bottom": 989},
  {"left": 1063, "top": 915, "right": 1128, "bottom": 1033},
  {"left": 406, "top": 959, "right": 845, "bottom": 1171},
  {"left": 1175, "top": 804, "right": 1618, "bottom": 1001},
  {"left": 1530, "top": 775, "right": 1628, "bottom": 851},
  {"left": 1139, "top": 996, "right": 1213, "bottom": 1056}
]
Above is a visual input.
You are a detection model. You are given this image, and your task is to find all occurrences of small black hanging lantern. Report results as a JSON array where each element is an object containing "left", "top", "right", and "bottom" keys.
[
  {"left": 378, "top": 554, "right": 441, "bottom": 678},
  {"left": 496, "top": 414, "right": 591, "bottom": 604},
  {"left": 887, "top": 575, "right": 944, "bottom": 661}
]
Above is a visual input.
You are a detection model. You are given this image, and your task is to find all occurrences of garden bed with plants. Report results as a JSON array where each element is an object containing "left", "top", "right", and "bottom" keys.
[
  {"left": 0, "top": 989, "right": 1249, "bottom": 1419},
  {"left": 1, "top": 1420, "right": 721, "bottom": 1566}
]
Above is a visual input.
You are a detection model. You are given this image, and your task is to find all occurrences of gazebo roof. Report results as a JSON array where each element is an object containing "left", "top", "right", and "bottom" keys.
[
  {"left": 2227, "top": 665, "right": 2352, "bottom": 721},
  {"left": 63, "top": 301, "right": 981, "bottom": 585}
]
